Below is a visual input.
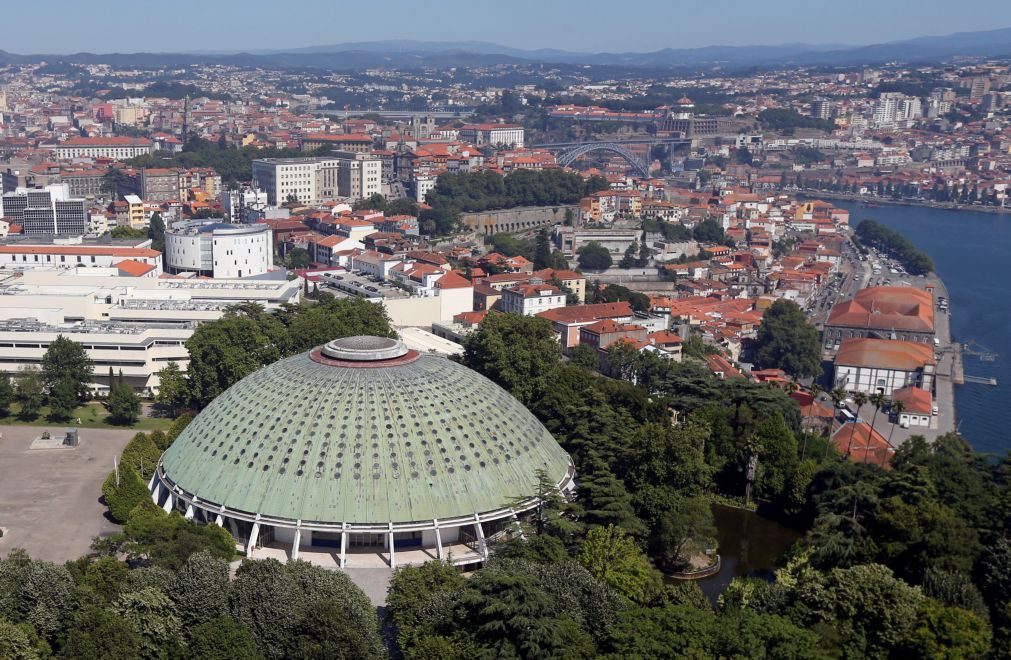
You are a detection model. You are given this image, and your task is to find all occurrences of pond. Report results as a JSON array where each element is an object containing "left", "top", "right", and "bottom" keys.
[{"left": 692, "top": 504, "right": 802, "bottom": 603}]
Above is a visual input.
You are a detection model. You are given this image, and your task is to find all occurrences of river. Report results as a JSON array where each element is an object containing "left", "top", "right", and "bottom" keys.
[{"left": 831, "top": 201, "right": 1010, "bottom": 455}]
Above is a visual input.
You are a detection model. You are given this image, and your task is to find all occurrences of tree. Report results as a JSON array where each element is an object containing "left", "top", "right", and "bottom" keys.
[
  {"left": 114, "top": 587, "right": 185, "bottom": 658},
  {"left": 283, "top": 247, "right": 311, "bottom": 270},
  {"left": 101, "top": 465, "right": 151, "bottom": 524},
  {"left": 648, "top": 496, "right": 717, "bottom": 571},
  {"left": 462, "top": 313, "right": 561, "bottom": 406},
  {"left": 578, "top": 525, "right": 662, "bottom": 605},
  {"left": 40, "top": 335, "right": 93, "bottom": 402},
  {"left": 47, "top": 379, "right": 78, "bottom": 422},
  {"left": 147, "top": 212, "right": 165, "bottom": 253},
  {"left": 155, "top": 362, "right": 189, "bottom": 416},
  {"left": 533, "top": 228, "right": 553, "bottom": 270},
  {"left": 0, "top": 618, "right": 39, "bottom": 660},
  {"left": 0, "top": 374, "right": 14, "bottom": 416},
  {"left": 902, "top": 600, "right": 991, "bottom": 658},
  {"left": 15, "top": 368, "right": 44, "bottom": 420},
  {"left": 752, "top": 299, "right": 821, "bottom": 378},
  {"left": 290, "top": 597, "right": 386, "bottom": 659},
  {"left": 106, "top": 383, "right": 141, "bottom": 425},
  {"left": 618, "top": 242, "right": 638, "bottom": 269},
  {"left": 167, "top": 551, "right": 230, "bottom": 627},
  {"left": 577, "top": 241, "right": 612, "bottom": 271},
  {"left": 865, "top": 392, "right": 886, "bottom": 461},
  {"left": 692, "top": 219, "right": 725, "bottom": 243},
  {"left": 569, "top": 344, "right": 600, "bottom": 372},
  {"left": 187, "top": 617, "right": 263, "bottom": 660},
  {"left": 0, "top": 551, "right": 75, "bottom": 642},
  {"left": 60, "top": 604, "right": 143, "bottom": 660},
  {"left": 388, "top": 561, "right": 467, "bottom": 650}
]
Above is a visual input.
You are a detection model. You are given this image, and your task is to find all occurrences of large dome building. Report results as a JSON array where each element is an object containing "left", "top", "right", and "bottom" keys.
[{"left": 150, "top": 336, "right": 574, "bottom": 568}]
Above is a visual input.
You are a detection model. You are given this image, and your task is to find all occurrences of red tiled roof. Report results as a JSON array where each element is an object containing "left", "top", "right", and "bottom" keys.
[
  {"left": 835, "top": 338, "right": 936, "bottom": 371},
  {"left": 537, "top": 302, "right": 633, "bottom": 324},
  {"left": 435, "top": 271, "right": 473, "bottom": 289},
  {"left": 828, "top": 286, "right": 934, "bottom": 333},
  {"left": 115, "top": 259, "right": 157, "bottom": 276},
  {"left": 891, "top": 386, "right": 932, "bottom": 414}
]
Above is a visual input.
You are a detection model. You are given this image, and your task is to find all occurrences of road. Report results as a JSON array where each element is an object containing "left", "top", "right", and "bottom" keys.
[{"left": 808, "top": 232, "right": 956, "bottom": 447}]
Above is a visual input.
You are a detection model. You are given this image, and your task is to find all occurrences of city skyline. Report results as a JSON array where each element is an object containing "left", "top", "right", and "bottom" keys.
[{"left": 2, "top": 0, "right": 1009, "bottom": 55}]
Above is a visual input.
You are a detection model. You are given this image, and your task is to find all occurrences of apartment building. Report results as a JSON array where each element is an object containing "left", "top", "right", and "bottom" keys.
[{"left": 0, "top": 184, "right": 88, "bottom": 235}]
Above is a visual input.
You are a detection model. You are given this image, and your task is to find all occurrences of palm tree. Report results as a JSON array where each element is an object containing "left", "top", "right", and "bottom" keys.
[
  {"left": 887, "top": 400, "right": 905, "bottom": 459},
  {"left": 865, "top": 392, "right": 886, "bottom": 462},
  {"left": 830, "top": 387, "right": 846, "bottom": 409},
  {"left": 847, "top": 391, "right": 869, "bottom": 456}
]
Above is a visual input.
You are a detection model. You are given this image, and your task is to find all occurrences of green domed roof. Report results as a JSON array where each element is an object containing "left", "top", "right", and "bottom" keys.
[{"left": 160, "top": 337, "right": 572, "bottom": 524}]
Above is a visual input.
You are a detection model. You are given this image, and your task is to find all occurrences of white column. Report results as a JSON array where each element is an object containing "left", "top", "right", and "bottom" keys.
[
  {"left": 214, "top": 513, "right": 224, "bottom": 527},
  {"left": 433, "top": 519, "right": 445, "bottom": 561},
  {"left": 291, "top": 528, "right": 302, "bottom": 561},
  {"left": 339, "top": 523, "right": 348, "bottom": 568},
  {"left": 388, "top": 523, "right": 396, "bottom": 569},
  {"left": 161, "top": 491, "right": 174, "bottom": 513},
  {"left": 247, "top": 522, "right": 260, "bottom": 558},
  {"left": 474, "top": 515, "right": 488, "bottom": 560},
  {"left": 150, "top": 483, "right": 161, "bottom": 505},
  {"left": 147, "top": 473, "right": 156, "bottom": 491},
  {"left": 184, "top": 503, "right": 194, "bottom": 520}
]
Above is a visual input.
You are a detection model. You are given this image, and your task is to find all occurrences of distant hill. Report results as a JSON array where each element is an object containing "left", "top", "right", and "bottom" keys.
[{"left": 2, "top": 26, "right": 1010, "bottom": 71}]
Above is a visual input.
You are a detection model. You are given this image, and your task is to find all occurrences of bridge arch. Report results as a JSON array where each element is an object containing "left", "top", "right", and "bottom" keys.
[{"left": 556, "top": 142, "right": 650, "bottom": 177}]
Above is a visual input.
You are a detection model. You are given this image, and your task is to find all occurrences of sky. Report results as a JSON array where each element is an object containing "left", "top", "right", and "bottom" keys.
[{"left": 3, "top": 0, "right": 1008, "bottom": 54}]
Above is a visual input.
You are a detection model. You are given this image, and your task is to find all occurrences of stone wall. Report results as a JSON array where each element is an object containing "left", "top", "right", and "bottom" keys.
[{"left": 460, "top": 205, "right": 577, "bottom": 235}]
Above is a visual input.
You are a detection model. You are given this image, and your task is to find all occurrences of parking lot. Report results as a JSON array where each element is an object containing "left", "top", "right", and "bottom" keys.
[{"left": 0, "top": 425, "right": 134, "bottom": 563}]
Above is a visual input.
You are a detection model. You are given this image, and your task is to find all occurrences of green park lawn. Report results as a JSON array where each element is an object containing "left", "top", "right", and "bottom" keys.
[{"left": 0, "top": 401, "right": 173, "bottom": 431}]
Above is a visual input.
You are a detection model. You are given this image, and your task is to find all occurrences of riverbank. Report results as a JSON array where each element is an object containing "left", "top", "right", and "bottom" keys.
[
  {"left": 831, "top": 201, "right": 1009, "bottom": 453},
  {"left": 797, "top": 190, "right": 1010, "bottom": 215}
]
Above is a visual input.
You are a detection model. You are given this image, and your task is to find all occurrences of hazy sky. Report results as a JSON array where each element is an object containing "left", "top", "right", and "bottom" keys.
[{"left": 4, "top": 0, "right": 1008, "bottom": 54}]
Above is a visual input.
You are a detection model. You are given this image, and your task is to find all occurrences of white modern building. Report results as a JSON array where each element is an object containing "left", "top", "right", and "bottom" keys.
[
  {"left": 165, "top": 220, "right": 274, "bottom": 279},
  {"left": 458, "top": 123, "right": 525, "bottom": 148},
  {"left": 252, "top": 157, "right": 341, "bottom": 206},
  {"left": 0, "top": 270, "right": 301, "bottom": 392}
]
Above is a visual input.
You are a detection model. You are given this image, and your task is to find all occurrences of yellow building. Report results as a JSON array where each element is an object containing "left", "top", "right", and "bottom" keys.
[{"left": 124, "top": 195, "right": 146, "bottom": 228}]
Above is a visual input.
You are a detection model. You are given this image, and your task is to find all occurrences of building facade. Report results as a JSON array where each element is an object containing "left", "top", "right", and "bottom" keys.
[
  {"left": 165, "top": 220, "right": 274, "bottom": 279},
  {"left": 0, "top": 184, "right": 88, "bottom": 235}
]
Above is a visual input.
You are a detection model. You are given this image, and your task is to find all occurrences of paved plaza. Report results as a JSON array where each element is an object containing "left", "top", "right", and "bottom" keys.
[{"left": 0, "top": 424, "right": 134, "bottom": 563}]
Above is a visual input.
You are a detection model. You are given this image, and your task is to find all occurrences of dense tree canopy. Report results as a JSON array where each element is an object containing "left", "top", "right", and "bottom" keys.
[
  {"left": 856, "top": 219, "right": 934, "bottom": 275},
  {"left": 752, "top": 299, "right": 822, "bottom": 378}
]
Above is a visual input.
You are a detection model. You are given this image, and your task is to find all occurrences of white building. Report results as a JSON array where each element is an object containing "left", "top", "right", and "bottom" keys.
[
  {"left": 252, "top": 157, "right": 341, "bottom": 206},
  {"left": 332, "top": 150, "right": 382, "bottom": 201},
  {"left": 0, "top": 242, "right": 161, "bottom": 272},
  {"left": 165, "top": 220, "right": 274, "bottom": 279},
  {"left": 500, "top": 282, "right": 567, "bottom": 316},
  {"left": 221, "top": 188, "right": 269, "bottom": 223},
  {"left": 458, "top": 123, "right": 525, "bottom": 148},
  {"left": 833, "top": 338, "right": 936, "bottom": 396},
  {"left": 50, "top": 137, "right": 154, "bottom": 160},
  {"left": 0, "top": 270, "right": 300, "bottom": 392}
]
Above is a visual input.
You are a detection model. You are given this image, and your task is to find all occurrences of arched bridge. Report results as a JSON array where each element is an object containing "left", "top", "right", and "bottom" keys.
[
  {"left": 533, "top": 137, "right": 693, "bottom": 178},
  {"left": 556, "top": 142, "right": 651, "bottom": 177}
]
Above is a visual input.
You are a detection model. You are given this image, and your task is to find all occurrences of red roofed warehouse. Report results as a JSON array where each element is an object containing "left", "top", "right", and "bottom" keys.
[{"left": 833, "top": 338, "right": 936, "bottom": 396}]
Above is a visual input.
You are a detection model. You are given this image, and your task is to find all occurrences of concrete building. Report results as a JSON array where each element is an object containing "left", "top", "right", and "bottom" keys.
[
  {"left": 833, "top": 338, "right": 936, "bottom": 396},
  {"left": 0, "top": 184, "right": 88, "bottom": 235},
  {"left": 165, "top": 220, "right": 274, "bottom": 279},
  {"left": 0, "top": 242, "right": 161, "bottom": 272},
  {"left": 333, "top": 150, "right": 382, "bottom": 201},
  {"left": 150, "top": 335, "right": 574, "bottom": 567},
  {"left": 140, "top": 168, "right": 181, "bottom": 202},
  {"left": 221, "top": 188, "right": 269, "bottom": 223},
  {"left": 252, "top": 157, "right": 341, "bottom": 206},
  {"left": 123, "top": 194, "right": 146, "bottom": 229},
  {"left": 51, "top": 137, "right": 154, "bottom": 160},
  {"left": 0, "top": 270, "right": 301, "bottom": 393}
]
